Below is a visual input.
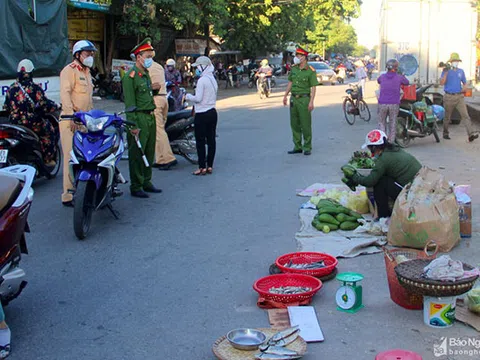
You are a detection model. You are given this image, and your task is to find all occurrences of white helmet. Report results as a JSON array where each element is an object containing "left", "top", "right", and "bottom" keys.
[
  {"left": 166, "top": 59, "right": 175, "bottom": 66},
  {"left": 362, "top": 129, "right": 388, "bottom": 149},
  {"left": 191, "top": 56, "right": 212, "bottom": 67},
  {"left": 17, "top": 59, "right": 34, "bottom": 73},
  {"left": 72, "top": 40, "right": 97, "bottom": 56}
]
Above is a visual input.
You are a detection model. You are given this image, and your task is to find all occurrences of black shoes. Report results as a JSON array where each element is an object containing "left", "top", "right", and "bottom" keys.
[
  {"left": 469, "top": 133, "right": 479, "bottom": 142},
  {"left": 443, "top": 135, "right": 451, "bottom": 140},
  {"left": 287, "top": 149, "right": 302, "bottom": 154},
  {"left": 154, "top": 160, "right": 178, "bottom": 170},
  {"left": 144, "top": 185, "right": 162, "bottom": 193},
  {"left": 303, "top": 151, "right": 311, "bottom": 156},
  {"left": 131, "top": 190, "right": 149, "bottom": 198},
  {"left": 62, "top": 201, "right": 73, "bottom": 208}
]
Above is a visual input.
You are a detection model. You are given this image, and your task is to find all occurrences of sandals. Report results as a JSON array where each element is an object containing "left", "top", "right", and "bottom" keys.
[
  {"left": 192, "top": 168, "right": 207, "bottom": 176},
  {"left": 206, "top": 167, "right": 213, "bottom": 174}
]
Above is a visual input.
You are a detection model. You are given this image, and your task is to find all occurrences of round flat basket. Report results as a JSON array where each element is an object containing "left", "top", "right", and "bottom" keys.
[
  {"left": 275, "top": 252, "right": 338, "bottom": 277},
  {"left": 253, "top": 274, "right": 322, "bottom": 304},
  {"left": 212, "top": 328, "right": 307, "bottom": 360},
  {"left": 394, "top": 259, "right": 478, "bottom": 297},
  {"left": 269, "top": 263, "right": 338, "bottom": 282}
]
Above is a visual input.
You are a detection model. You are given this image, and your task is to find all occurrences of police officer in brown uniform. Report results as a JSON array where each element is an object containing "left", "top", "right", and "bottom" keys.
[{"left": 59, "top": 40, "right": 96, "bottom": 207}]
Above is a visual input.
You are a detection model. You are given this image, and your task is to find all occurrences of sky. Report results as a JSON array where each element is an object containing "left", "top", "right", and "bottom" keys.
[{"left": 350, "top": 0, "right": 383, "bottom": 49}]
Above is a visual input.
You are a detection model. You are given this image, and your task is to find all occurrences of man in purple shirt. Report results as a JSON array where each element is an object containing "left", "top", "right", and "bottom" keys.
[
  {"left": 377, "top": 58, "right": 409, "bottom": 143},
  {"left": 440, "top": 52, "right": 478, "bottom": 142}
]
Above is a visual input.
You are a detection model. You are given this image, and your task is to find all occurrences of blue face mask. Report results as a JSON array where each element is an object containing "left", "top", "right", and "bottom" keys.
[
  {"left": 195, "top": 68, "right": 202, "bottom": 77},
  {"left": 144, "top": 58, "right": 153, "bottom": 68}
]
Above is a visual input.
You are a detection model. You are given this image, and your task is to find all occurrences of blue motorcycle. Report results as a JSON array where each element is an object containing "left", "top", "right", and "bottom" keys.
[{"left": 61, "top": 107, "right": 136, "bottom": 239}]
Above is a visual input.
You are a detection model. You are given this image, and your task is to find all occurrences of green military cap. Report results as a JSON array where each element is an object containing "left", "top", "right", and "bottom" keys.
[{"left": 131, "top": 37, "right": 154, "bottom": 58}]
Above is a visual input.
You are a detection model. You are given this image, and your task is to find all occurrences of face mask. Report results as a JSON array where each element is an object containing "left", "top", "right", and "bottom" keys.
[
  {"left": 143, "top": 58, "right": 153, "bottom": 68},
  {"left": 195, "top": 68, "right": 202, "bottom": 77},
  {"left": 452, "top": 61, "right": 459, "bottom": 68},
  {"left": 293, "top": 57, "right": 301, "bottom": 65},
  {"left": 82, "top": 56, "right": 94, "bottom": 68},
  {"left": 167, "top": 66, "right": 174, "bottom": 72}
]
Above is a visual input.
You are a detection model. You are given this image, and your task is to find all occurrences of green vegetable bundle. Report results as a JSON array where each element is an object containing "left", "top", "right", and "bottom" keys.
[
  {"left": 348, "top": 151, "right": 375, "bottom": 169},
  {"left": 311, "top": 199, "right": 362, "bottom": 233}
]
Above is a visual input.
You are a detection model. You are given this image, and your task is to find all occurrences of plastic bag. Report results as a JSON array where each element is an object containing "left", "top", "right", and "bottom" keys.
[
  {"left": 467, "top": 287, "right": 480, "bottom": 314},
  {"left": 310, "top": 188, "right": 370, "bottom": 214}
]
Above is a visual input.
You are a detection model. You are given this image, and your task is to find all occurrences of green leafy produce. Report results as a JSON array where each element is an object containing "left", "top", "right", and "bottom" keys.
[
  {"left": 467, "top": 288, "right": 480, "bottom": 314},
  {"left": 348, "top": 151, "right": 375, "bottom": 169}
]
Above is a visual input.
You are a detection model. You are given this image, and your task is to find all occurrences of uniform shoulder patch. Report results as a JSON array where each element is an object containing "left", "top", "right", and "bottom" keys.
[
  {"left": 69, "top": 62, "right": 76, "bottom": 69},
  {"left": 129, "top": 71, "right": 136, "bottom": 78}
]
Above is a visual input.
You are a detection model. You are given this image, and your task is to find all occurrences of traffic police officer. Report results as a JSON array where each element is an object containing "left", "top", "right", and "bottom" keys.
[
  {"left": 283, "top": 46, "right": 319, "bottom": 155},
  {"left": 59, "top": 40, "right": 96, "bottom": 207},
  {"left": 122, "top": 38, "right": 162, "bottom": 198}
]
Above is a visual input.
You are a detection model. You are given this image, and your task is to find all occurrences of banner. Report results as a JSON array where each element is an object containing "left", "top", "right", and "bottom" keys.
[
  {"left": 68, "top": 0, "right": 111, "bottom": 13},
  {"left": 112, "top": 59, "right": 136, "bottom": 82},
  {"left": 175, "top": 39, "right": 207, "bottom": 57}
]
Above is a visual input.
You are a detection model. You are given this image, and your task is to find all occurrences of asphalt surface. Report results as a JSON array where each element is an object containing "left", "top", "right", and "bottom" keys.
[{"left": 6, "top": 78, "right": 480, "bottom": 360}]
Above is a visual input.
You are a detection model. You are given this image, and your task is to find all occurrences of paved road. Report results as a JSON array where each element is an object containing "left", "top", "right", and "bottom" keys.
[{"left": 6, "top": 79, "right": 480, "bottom": 360}]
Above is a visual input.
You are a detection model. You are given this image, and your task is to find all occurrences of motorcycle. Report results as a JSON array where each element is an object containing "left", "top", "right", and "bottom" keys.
[
  {"left": 0, "top": 110, "right": 62, "bottom": 179},
  {"left": 165, "top": 87, "right": 198, "bottom": 164},
  {"left": 248, "top": 70, "right": 276, "bottom": 89},
  {"left": 92, "top": 71, "right": 123, "bottom": 101},
  {"left": 395, "top": 84, "right": 442, "bottom": 147},
  {"left": 61, "top": 107, "right": 135, "bottom": 240},
  {"left": 166, "top": 81, "right": 187, "bottom": 112},
  {"left": 257, "top": 73, "right": 270, "bottom": 99},
  {"left": 0, "top": 165, "right": 35, "bottom": 305}
]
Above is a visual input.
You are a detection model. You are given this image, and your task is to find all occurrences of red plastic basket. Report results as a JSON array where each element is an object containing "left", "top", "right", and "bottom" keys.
[
  {"left": 275, "top": 252, "right": 338, "bottom": 277},
  {"left": 253, "top": 274, "right": 322, "bottom": 303}
]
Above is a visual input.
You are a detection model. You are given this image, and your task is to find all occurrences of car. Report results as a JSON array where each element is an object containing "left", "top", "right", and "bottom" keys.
[{"left": 309, "top": 61, "right": 337, "bottom": 85}]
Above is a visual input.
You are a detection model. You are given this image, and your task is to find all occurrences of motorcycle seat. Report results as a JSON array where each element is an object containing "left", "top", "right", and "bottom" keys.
[
  {"left": 0, "top": 175, "right": 21, "bottom": 214},
  {"left": 167, "top": 109, "right": 192, "bottom": 122}
]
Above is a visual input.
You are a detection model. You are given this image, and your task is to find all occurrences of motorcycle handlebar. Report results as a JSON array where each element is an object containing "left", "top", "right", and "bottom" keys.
[{"left": 60, "top": 115, "right": 75, "bottom": 119}]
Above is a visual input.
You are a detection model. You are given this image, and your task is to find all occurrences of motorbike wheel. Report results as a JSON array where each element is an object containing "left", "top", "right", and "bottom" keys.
[
  {"left": 358, "top": 100, "right": 371, "bottom": 122},
  {"left": 432, "top": 125, "right": 440, "bottom": 143},
  {"left": 98, "top": 88, "right": 107, "bottom": 98},
  {"left": 73, "top": 181, "right": 95, "bottom": 240},
  {"left": 342, "top": 98, "right": 356, "bottom": 125},
  {"left": 395, "top": 117, "right": 411, "bottom": 148},
  {"left": 248, "top": 81, "right": 254, "bottom": 89},
  {"left": 271, "top": 80, "right": 276, "bottom": 88},
  {"left": 45, "top": 144, "right": 62, "bottom": 179},
  {"left": 182, "top": 128, "right": 198, "bottom": 164}
]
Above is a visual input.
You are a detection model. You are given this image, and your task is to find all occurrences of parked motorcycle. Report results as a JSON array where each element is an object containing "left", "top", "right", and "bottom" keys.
[
  {"left": 92, "top": 71, "right": 123, "bottom": 100},
  {"left": 61, "top": 107, "right": 135, "bottom": 240},
  {"left": 396, "top": 84, "right": 442, "bottom": 147},
  {"left": 0, "top": 110, "right": 62, "bottom": 179},
  {"left": 0, "top": 165, "right": 35, "bottom": 305}
]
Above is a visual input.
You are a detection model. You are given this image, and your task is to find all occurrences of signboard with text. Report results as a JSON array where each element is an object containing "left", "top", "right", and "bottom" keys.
[
  {"left": 112, "top": 59, "right": 136, "bottom": 82},
  {"left": 68, "top": 0, "right": 111, "bottom": 13},
  {"left": 175, "top": 39, "right": 207, "bottom": 57}
]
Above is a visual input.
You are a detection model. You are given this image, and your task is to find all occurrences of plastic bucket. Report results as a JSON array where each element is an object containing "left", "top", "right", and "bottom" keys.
[
  {"left": 375, "top": 349, "right": 423, "bottom": 360},
  {"left": 464, "top": 88, "right": 473, "bottom": 97},
  {"left": 423, "top": 296, "right": 456, "bottom": 328}
]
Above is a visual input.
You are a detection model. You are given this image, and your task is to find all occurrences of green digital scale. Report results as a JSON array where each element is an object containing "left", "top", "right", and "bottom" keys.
[{"left": 335, "top": 272, "right": 364, "bottom": 313}]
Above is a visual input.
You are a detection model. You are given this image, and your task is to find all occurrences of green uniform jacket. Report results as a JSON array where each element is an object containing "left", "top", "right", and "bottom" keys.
[
  {"left": 352, "top": 146, "right": 422, "bottom": 187},
  {"left": 288, "top": 64, "right": 319, "bottom": 94},
  {"left": 122, "top": 65, "right": 155, "bottom": 125}
]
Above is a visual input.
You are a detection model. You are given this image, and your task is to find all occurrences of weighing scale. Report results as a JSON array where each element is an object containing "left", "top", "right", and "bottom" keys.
[{"left": 335, "top": 272, "right": 364, "bottom": 313}]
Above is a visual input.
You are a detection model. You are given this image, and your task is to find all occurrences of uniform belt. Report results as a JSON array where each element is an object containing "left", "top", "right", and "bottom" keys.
[
  {"left": 155, "top": 94, "right": 167, "bottom": 97},
  {"left": 136, "top": 110, "right": 154, "bottom": 114},
  {"left": 291, "top": 94, "right": 310, "bottom": 98},
  {"left": 445, "top": 92, "right": 462, "bottom": 95}
]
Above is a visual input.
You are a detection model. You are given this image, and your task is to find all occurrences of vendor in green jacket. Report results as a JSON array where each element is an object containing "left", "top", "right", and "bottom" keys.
[{"left": 342, "top": 130, "right": 422, "bottom": 218}]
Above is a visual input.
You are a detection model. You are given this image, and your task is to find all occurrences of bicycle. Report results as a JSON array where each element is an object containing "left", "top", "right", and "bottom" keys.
[{"left": 342, "top": 84, "right": 371, "bottom": 125}]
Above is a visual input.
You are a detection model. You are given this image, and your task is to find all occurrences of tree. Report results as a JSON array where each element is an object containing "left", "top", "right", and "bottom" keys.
[{"left": 352, "top": 45, "right": 369, "bottom": 57}]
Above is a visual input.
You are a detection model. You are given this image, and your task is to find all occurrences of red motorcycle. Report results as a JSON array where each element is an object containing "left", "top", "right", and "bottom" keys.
[{"left": 0, "top": 165, "right": 35, "bottom": 305}]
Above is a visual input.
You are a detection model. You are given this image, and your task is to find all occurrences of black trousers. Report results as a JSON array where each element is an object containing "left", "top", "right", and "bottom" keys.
[
  {"left": 373, "top": 176, "right": 403, "bottom": 218},
  {"left": 194, "top": 108, "right": 218, "bottom": 168}
]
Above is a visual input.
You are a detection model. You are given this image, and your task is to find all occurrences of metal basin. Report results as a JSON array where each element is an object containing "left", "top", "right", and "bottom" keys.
[{"left": 226, "top": 328, "right": 267, "bottom": 350}]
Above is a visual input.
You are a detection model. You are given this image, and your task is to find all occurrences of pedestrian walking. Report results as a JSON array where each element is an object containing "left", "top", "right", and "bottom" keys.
[
  {"left": 185, "top": 56, "right": 218, "bottom": 175},
  {"left": 122, "top": 38, "right": 162, "bottom": 198},
  {"left": 149, "top": 59, "right": 178, "bottom": 170},
  {"left": 59, "top": 40, "right": 96, "bottom": 207},
  {"left": 440, "top": 52, "right": 479, "bottom": 142},
  {"left": 377, "top": 59, "right": 409, "bottom": 143},
  {"left": 283, "top": 46, "right": 319, "bottom": 156}
]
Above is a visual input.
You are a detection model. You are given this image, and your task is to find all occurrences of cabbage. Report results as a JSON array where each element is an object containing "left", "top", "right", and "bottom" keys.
[{"left": 467, "top": 288, "right": 480, "bottom": 314}]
